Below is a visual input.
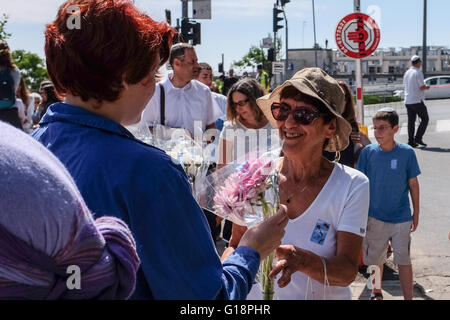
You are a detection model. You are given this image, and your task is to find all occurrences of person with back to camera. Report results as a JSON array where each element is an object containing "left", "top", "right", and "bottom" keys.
[
  {"left": 357, "top": 108, "right": 421, "bottom": 300},
  {"left": 32, "top": 0, "right": 288, "bottom": 300},
  {"left": 0, "top": 40, "right": 23, "bottom": 130},
  {"left": 223, "top": 68, "right": 370, "bottom": 300},
  {"left": 0, "top": 121, "right": 140, "bottom": 299},
  {"left": 16, "top": 77, "right": 35, "bottom": 132}
]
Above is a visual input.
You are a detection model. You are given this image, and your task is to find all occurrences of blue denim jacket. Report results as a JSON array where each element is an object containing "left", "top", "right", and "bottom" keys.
[{"left": 32, "top": 102, "right": 260, "bottom": 300}]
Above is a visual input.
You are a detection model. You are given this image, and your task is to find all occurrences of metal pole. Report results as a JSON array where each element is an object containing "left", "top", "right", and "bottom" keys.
[
  {"left": 312, "top": 0, "right": 318, "bottom": 67},
  {"left": 422, "top": 0, "right": 427, "bottom": 78},
  {"left": 354, "top": 0, "right": 364, "bottom": 125},
  {"left": 181, "top": 0, "right": 188, "bottom": 19},
  {"left": 283, "top": 9, "right": 288, "bottom": 81},
  {"left": 222, "top": 53, "right": 224, "bottom": 75}
]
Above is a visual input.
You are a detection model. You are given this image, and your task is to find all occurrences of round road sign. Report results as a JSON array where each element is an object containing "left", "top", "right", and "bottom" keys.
[{"left": 335, "top": 12, "right": 380, "bottom": 59}]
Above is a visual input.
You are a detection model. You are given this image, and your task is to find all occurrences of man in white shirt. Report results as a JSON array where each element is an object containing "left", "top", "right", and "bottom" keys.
[
  {"left": 142, "top": 43, "right": 221, "bottom": 137},
  {"left": 403, "top": 55, "right": 430, "bottom": 147},
  {"left": 197, "top": 62, "right": 227, "bottom": 114}
]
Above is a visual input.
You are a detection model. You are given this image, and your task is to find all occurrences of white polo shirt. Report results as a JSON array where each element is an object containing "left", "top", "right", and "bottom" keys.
[
  {"left": 142, "top": 76, "right": 222, "bottom": 136},
  {"left": 403, "top": 66, "right": 425, "bottom": 104},
  {"left": 212, "top": 91, "right": 227, "bottom": 115}
]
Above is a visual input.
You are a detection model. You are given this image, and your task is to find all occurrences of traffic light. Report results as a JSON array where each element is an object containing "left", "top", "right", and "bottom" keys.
[
  {"left": 181, "top": 18, "right": 201, "bottom": 45},
  {"left": 218, "top": 63, "right": 223, "bottom": 73},
  {"left": 267, "top": 48, "right": 275, "bottom": 62},
  {"left": 273, "top": 7, "right": 284, "bottom": 33},
  {"left": 280, "top": 0, "right": 290, "bottom": 6},
  {"left": 165, "top": 9, "right": 171, "bottom": 25}
]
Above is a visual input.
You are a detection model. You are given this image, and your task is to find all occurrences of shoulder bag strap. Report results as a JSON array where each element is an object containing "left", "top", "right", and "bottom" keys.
[{"left": 159, "top": 83, "right": 165, "bottom": 126}]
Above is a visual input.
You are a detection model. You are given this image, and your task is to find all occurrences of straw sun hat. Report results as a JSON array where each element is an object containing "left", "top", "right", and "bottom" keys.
[{"left": 256, "top": 67, "right": 352, "bottom": 152}]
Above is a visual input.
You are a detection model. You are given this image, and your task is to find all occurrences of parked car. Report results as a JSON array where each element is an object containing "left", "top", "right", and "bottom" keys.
[{"left": 424, "top": 76, "right": 450, "bottom": 99}]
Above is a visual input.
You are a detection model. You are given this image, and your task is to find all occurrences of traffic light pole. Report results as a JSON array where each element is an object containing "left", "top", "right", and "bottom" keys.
[
  {"left": 181, "top": 0, "right": 188, "bottom": 19},
  {"left": 283, "top": 9, "right": 288, "bottom": 81}
]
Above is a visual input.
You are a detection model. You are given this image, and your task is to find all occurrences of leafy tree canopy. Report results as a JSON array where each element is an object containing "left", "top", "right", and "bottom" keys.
[
  {"left": 0, "top": 14, "right": 12, "bottom": 41},
  {"left": 12, "top": 50, "right": 49, "bottom": 92}
]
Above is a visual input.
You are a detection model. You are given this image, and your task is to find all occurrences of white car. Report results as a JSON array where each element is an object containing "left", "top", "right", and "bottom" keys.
[{"left": 424, "top": 76, "right": 450, "bottom": 99}]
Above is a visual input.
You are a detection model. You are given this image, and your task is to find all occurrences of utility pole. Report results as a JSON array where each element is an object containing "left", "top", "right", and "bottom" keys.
[
  {"left": 283, "top": 8, "right": 288, "bottom": 80},
  {"left": 422, "top": 0, "right": 427, "bottom": 78},
  {"left": 312, "top": 0, "right": 317, "bottom": 67},
  {"left": 181, "top": 0, "right": 188, "bottom": 19},
  {"left": 354, "top": 0, "right": 364, "bottom": 125}
]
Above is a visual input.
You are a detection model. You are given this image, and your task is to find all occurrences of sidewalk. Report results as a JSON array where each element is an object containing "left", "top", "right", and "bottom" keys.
[{"left": 351, "top": 258, "right": 449, "bottom": 300}]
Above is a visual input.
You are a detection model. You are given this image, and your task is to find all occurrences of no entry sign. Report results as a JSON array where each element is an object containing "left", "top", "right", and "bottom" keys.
[{"left": 335, "top": 12, "right": 380, "bottom": 59}]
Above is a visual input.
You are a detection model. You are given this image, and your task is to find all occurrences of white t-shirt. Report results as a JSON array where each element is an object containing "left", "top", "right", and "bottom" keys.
[
  {"left": 141, "top": 76, "right": 222, "bottom": 136},
  {"left": 15, "top": 98, "right": 26, "bottom": 124},
  {"left": 212, "top": 92, "right": 227, "bottom": 115},
  {"left": 218, "top": 119, "right": 278, "bottom": 164},
  {"left": 247, "top": 163, "right": 369, "bottom": 300},
  {"left": 403, "top": 66, "right": 425, "bottom": 104}
]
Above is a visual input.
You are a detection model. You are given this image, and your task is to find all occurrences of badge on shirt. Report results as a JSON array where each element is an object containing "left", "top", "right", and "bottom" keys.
[
  {"left": 391, "top": 159, "right": 398, "bottom": 170},
  {"left": 310, "top": 219, "right": 330, "bottom": 245}
]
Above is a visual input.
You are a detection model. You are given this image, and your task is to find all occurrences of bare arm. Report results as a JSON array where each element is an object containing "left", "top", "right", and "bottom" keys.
[
  {"left": 270, "top": 231, "right": 363, "bottom": 287},
  {"left": 408, "top": 177, "right": 420, "bottom": 232},
  {"left": 217, "top": 137, "right": 233, "bottom": 169}
]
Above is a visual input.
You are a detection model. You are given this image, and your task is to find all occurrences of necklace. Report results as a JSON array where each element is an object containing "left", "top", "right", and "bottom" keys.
[{"left": 279, "top": 180, "right": 308, "bottom": 204}]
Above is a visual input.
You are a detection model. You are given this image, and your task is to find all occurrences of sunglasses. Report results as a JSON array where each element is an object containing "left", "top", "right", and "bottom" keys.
[
  {"left": 271, "top": 102, "right": 320, "bottom": 125},
  {"left": 233, "top": 99, "right": 249, "bottom": 107}
]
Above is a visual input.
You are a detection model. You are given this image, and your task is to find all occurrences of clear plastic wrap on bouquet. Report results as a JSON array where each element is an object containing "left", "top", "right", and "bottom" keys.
[
  {"left": 128, "top": 122, "right": 213, "bottom": 188},
  {"left": 194, "top": 144, "right": 282, "bottom": 228}
]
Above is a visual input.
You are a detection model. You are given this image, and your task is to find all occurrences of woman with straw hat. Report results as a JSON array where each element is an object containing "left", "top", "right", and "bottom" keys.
[{"left": 224, "top": 68, "right": 370, "bottom": 300}]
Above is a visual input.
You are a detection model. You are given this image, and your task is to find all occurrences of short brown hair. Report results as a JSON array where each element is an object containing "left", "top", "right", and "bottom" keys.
[
  {"left": 45, "top": 0, "right": 175, "bottom": 103},
  {"left": 373, "top": 109, "right": 399, "bottom": 127},
  {"left": 169, "top": 42, "right": 194, "bottom": 67}
]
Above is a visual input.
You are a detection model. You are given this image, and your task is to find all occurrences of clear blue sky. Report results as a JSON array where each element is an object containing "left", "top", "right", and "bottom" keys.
[{"left": 2, "top": 0, "right": 449, "bottom": 75}]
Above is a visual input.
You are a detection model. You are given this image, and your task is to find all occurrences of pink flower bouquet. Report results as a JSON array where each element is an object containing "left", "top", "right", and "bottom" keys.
[{"left": 210, "top": 151, "right": 281, "bottom": 300}]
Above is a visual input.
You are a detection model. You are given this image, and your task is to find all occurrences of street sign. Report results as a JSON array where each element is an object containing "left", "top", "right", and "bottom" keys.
[
  {"left": 272, "top": 62, "right": 285, "bottom": 74},
  {"left": 335, "top": 12, "right": 380, "bottom": 59},
  {"left": 193, "top": 0, "right": 211, "bottom": 19},
  {"left": 262, "top": 37, "right": 273, "bottom": 49}
]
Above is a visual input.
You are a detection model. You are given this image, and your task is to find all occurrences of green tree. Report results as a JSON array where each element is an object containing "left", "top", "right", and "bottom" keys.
[
  {"left": 11, "top": 50, "right": 48, "bottom": 92},
  {"left": 232, "top": 37, "right": 282, "bottom": 76},
  {"left": 0, "top": 14, "right": 12, "bottom": 41}
]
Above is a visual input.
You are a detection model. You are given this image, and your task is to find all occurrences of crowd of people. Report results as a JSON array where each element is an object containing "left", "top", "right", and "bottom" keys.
[
  {"left": 0, "top": 0, "right": 428, "bottom": 300},
  {"left": 0, "top": 41, "right": 60, "bottom": 133}
]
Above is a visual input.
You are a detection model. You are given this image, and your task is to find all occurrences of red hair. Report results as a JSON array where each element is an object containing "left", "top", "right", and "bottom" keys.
[{"left": 45, "top": 0, "right": 175, "bottom": 103}]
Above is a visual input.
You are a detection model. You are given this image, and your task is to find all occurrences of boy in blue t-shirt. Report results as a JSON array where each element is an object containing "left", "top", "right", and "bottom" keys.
[{"left": 357, "top": 108, "right": 421, "bottom": 300}]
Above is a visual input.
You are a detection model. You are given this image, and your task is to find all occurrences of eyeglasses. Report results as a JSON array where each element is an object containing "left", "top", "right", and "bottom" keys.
[
  {"left": 373, "top": 125, "right": 392, "bottom": 131},
  {"left": 233, "top": 99, "right": 249, "bottom": 107},
  {"left": 271, "top": 102, "right": 320, "bottom": 125}
]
